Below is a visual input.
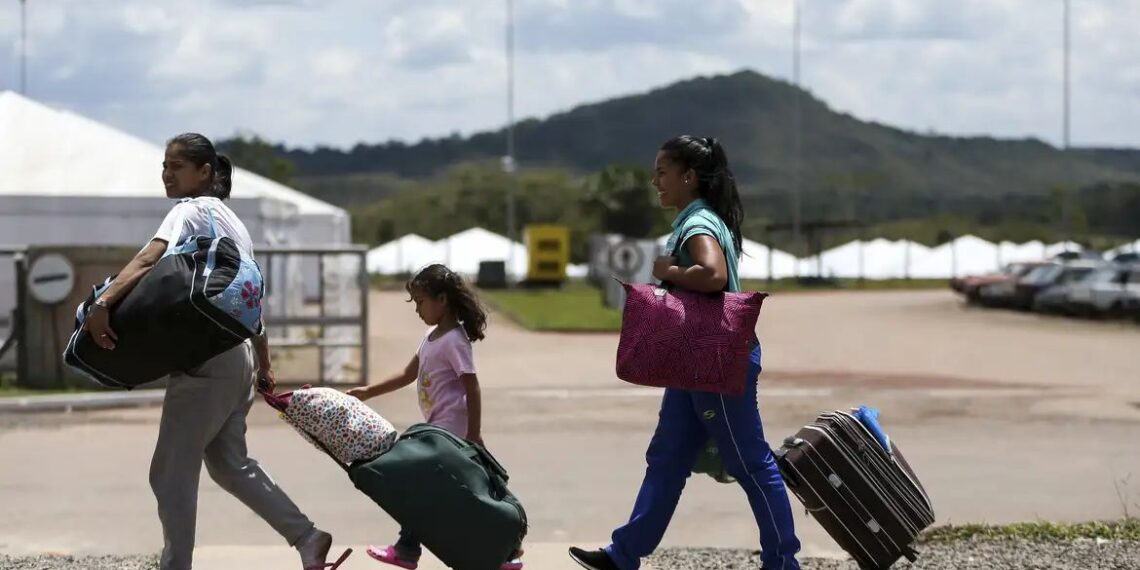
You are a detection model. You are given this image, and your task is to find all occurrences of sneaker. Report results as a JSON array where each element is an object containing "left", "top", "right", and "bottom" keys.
[{"left": 568, "top": 547, "right": 620, "bottom": 570}]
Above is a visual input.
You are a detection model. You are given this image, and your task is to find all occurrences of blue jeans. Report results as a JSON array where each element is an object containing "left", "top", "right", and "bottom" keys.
[{"left": 605, "top": 345, "right": 801, "bottom": 570}]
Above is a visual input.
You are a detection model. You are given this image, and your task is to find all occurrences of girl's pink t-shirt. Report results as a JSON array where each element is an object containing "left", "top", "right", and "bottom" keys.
[{"left": 415, "top": 326, "right": 475, "bottom": 438}]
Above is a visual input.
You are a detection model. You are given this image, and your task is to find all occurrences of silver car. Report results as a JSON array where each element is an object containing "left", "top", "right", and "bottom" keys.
[{"left": 1064, "top": 264, "right": 1140, "bottom": 318}]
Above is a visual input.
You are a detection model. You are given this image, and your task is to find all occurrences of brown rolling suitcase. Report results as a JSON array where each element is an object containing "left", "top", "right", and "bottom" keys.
[{"left": 774, "top": 410, "right": 935, "bottom": 570}]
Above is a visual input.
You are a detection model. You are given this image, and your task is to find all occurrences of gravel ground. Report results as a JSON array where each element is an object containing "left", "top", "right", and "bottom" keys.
[
  {"left": 647, "top": 539, "right": 1140, "bottom": 570},
  {"left": 0, "top": 555, "right": 156, "bottom": 570},
  {"left": 3, "top": 540, "right": 1138, "bottom": 570}
]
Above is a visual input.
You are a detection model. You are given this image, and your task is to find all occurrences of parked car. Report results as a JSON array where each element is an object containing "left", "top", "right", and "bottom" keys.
[
  {"left": 1064, "top": 264, "right": 1140, "bottom": 318},
  {"left": 1011, "top": 260, "right": 1103, "bottom": 311},
  {"left": 952, "top": 262, "right": 1043, "bottom": 304},
  {"left": 1032, "top": 280, "right": 1080, "bottom": 315}
]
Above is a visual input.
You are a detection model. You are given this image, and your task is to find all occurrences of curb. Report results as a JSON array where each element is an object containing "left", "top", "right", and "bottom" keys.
[{"left": 0, "top": 390, "right": 166, "bottom": 413}]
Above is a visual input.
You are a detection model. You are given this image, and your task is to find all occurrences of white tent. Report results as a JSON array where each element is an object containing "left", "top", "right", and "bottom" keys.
[
  {"left": 0, "top": 91, "right": 348, "bottom": 247},
  {"left": 1043, "top": 241, "right": 1083, "bottom": 258},
  {"left": 794, "top": 239, "right": 930, "bottom": 280},
  {"left": 369, "top": 229, "right": 590, "bottom": 282},
  {"left": 0, "top": 91, "right": 350, "bottom": 329},
  {"left": 366, "top": 234, "right": 444, "bottom": 275},
  {"left": 910, "top": 235, "right": 1000, "bottom": 278},
  {"left": 655, "top": 233, "right": 797, "bottom": 280},
  {"left": 438, "top": 228, "right": 528, "bottom": 279},
  {"left": 1106, "top": 240, "right": 1140, "bottom": 258},
  {"left": 997, "top": 240, "right": 1048, "bottom": 265},
  {"left": 738, "top": 239, "right": 798, "bottom": 280}
]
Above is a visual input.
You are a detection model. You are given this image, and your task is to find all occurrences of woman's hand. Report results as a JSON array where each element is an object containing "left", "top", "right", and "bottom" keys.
[
  {"left": 256, "top": 368, "right": 276, "bottom": 394},
  {"left": 83, "top": 305, "right": 117, "bottom": 350},
  {"left": 81, "top": 239, "right": 166, "bottom": 352}
]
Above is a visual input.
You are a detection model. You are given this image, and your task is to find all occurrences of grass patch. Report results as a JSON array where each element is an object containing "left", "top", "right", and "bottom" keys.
[
  {"left": 0, "top": 385, "right": 98, "bottom": 398},
  {"left": 479, "top": 278, "right": 949, "bottom": 332},
  {"left": 919, "top": 518, "right": 1140, "bottom": 543},
  {"left": 481, "top": 282, "right": 623, "bottom": 332},
  {"left": 0, "top": 371, "right": 103, "bottom": 398}
]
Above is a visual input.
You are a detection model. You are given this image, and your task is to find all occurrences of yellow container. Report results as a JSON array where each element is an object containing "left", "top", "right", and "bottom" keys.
[{"left": 524, "top": 224, "right": 570, "bottom": 282}]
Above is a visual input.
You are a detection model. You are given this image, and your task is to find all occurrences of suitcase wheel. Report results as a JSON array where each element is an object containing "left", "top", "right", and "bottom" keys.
[{"left": 903, "top": 546, "right": 918, "bottom": 562}]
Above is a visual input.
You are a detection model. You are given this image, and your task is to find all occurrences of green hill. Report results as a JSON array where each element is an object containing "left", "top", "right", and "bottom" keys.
[{"left": 278, "top": 69, "right": 1136, "bottom": 198}]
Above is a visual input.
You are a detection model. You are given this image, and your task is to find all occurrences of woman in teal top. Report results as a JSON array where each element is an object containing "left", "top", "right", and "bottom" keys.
[{"left": 570, "top": 136, "right": 802, "bottom": 570}]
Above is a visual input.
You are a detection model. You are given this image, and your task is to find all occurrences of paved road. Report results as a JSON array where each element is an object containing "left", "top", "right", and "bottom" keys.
[{"left": 2, "top": 289, "right": 1138, "bottom": 566}]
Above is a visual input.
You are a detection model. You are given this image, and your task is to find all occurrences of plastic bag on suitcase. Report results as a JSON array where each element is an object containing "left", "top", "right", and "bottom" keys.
[{"left": 262, "top": 385, "right": 398, "bottom": 465}]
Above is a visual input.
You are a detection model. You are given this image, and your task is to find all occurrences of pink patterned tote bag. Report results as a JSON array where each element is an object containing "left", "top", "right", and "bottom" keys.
[
  {"left": 262, "top": 385, "right": 398, "bottom": 465},
  {"left": 615, "top": 281, "right": 766, "bottom": 396}
]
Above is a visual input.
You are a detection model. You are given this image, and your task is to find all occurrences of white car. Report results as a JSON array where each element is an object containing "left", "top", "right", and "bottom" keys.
[{"left": 1064, "top": 264, "right": 1140, "bottom": 317}]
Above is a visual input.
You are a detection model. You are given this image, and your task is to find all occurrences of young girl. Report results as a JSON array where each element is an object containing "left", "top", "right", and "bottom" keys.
[{"left": 347, "top": 264, "right": 523, "bottom": 570}]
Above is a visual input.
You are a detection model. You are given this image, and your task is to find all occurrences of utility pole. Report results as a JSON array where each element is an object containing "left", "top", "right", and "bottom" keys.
[
  {"left": 792, "top": 0, "right": 803, "bottom": 254},
  {"left": 20, "top": 0, "right": 28, "bottom": 95},
  {"left": 1061, "top": 0, "right": 1072, "bottom": 248},
  {"left": 504, "top": 0, "right": 518, "bottom": 275}
]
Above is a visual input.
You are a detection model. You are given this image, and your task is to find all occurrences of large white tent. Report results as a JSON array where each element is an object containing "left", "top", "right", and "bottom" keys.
[
  {"left": 437, "top": 227, "right": 529, "bottom": 278},
  {"left": 795, "top": 239, "right": 933, "bottom": 279},
  {"left": 997, "top": 240, "right": 1048, "bottom": 265},
  {"left": 653, "top": 233, "right": 798, "bottom": 280},
  {"left": 1106, "top": 240, "right": 1140, "bottom": 258},
  {"left": 366, "top": 233, "right": 445, "bottom": 275},
  {"left": 738, "top": 239, "right": 799, "bottom": 280},
  {"left": 910, "top": 235, "right": 1002, "bottom": 278},
  {"left": 366, "top": 228, "right": 590, "bottom": 281},
  {"left": 0, "top": 91, "right": 350, "bottom": 326}
]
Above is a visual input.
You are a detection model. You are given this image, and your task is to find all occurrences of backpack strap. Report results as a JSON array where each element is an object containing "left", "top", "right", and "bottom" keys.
[{"left": 205, "top": 206, "right": 219, "bottom": 239}]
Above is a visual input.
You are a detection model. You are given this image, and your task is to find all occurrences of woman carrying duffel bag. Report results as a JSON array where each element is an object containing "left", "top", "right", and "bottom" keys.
[
  {"left": 77, "top": 133, "right": 350, "bottom": 570},
  {"left": 570, "top": 136, "right": 802, "bottom": 570}
]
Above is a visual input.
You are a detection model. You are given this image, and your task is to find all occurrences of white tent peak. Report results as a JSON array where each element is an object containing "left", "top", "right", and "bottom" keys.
[{"left": 0, "top": 91, "right": 343, "bottom": 217}]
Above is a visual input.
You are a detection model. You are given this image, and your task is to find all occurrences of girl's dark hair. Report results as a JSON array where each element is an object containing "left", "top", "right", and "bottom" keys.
[
  {"left": 407, "top": 264, "right": 488, "bottom": 342},
  {"left": 660, "top": 135, "right": 744, "bottom": 254},
  {"left": 167, "top": 132, "right": 234, "bottom": 200}
]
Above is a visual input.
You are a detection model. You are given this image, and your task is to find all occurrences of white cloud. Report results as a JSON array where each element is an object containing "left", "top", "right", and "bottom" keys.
[{"left": 0, "top": 0, "right": 1136, "bottom": 150}]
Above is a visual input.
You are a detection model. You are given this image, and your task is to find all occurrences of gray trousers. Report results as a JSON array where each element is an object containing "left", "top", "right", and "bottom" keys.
[{"left": 150, "top": 342, "right": 314, "bottom": 570}]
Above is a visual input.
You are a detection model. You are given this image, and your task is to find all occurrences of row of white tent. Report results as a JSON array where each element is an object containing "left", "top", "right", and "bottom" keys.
[
  {"left": 366, "top": 228, "right": 589, "bottom": 279},
  {"left": 369, "top": 229, "right": 1140, "bottom": 281}
]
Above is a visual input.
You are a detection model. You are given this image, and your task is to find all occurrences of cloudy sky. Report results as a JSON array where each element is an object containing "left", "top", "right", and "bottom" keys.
[{"left": 1, "top": 0, "right": 1136, "bottom": 150}]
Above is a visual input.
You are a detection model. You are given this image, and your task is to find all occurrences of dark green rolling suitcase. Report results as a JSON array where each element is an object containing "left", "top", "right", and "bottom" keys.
[{"left": 348, "top": 423, "right": 528, "bottom": 570}]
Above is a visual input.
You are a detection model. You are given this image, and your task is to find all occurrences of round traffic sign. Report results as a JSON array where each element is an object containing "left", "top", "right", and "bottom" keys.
[
  {"left": 27, "top": 253, "right": 76, "bottom": 305},
  {"left": 608, "top": 241, "right": 645, "bottom": 278}
]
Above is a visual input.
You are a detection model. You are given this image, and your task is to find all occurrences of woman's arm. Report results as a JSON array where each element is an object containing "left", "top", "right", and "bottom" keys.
[
  {"left": 83, "top": 239, "right": 168, "bottom": 350},
  {"left": 652, "top": 234, "right": 729, "bottom": 293}
]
